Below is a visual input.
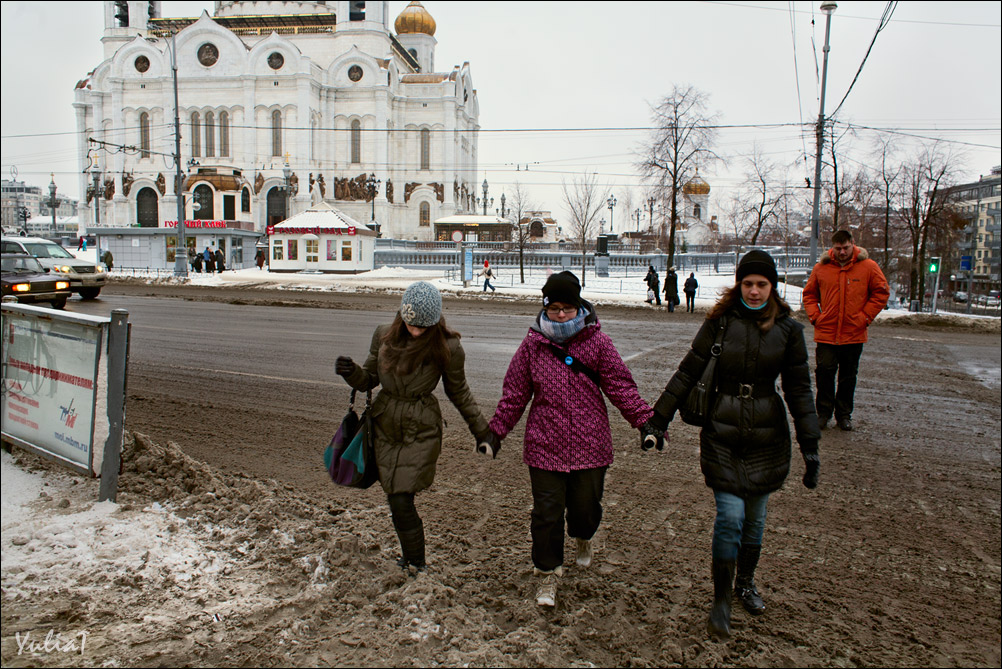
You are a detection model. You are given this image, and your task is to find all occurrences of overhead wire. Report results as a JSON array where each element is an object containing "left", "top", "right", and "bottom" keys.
[{"left": 829, "top": 1, "right": 898, "bottom": 119}]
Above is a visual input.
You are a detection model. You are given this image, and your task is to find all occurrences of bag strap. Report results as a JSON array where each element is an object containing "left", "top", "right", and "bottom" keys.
[
  {"left": 547, "top": 344, "right": 601, "bottom": 387},
  {"left": 348, "top": 388, "right": 372, "bottom": 411},
  {"left": 709, "top": 314, "right": 727, "bottom": 358}
]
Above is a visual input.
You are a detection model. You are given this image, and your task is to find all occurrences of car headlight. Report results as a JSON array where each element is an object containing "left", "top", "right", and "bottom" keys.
[
  {"left": 13, "top": 283, "right": 30, "bottom": 292},
  {"left": 57, "top": 265, "right": 73, "bottom": 273},
  {"left": 56, "top": 281, "right": 70, "bottom": 290}
]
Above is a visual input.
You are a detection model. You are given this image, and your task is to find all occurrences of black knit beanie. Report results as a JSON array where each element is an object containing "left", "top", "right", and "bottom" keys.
[
  {"left": 736, "top": 250, "right": 778, "bottom": 288},
  {"left": 542, "top": 271, "right": 582, "bottom": 308}
]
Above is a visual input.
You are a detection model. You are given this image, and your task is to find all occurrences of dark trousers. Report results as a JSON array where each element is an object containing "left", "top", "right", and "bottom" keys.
[
  {"left": 528, "top": 466, "right": 607, "bottom": 572},
  {"left": 388, "top": 492, "right": 425, "bottom": 566},
  {"left": 685, "top": 292, "right": 695, "bottom": 312},
  {"left": 815, "top": 342, "right": 864, "bottom": 420}
]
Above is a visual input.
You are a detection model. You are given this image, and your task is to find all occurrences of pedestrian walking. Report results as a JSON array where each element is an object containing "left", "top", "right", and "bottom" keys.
[
  {"left": 215, "top": 248, "right": 226, "bottom": 273},
  {"left": 478, "top": 260, "right": 496, "bottom": 293},
  {"left": 684, "top": 272, "right": 698, "bottom": 313},
  {"left": 647, "top": 250, "right": 820, "bottom": 640},
  {"left": 664, "top": 267, "right": 680, "bottom": 313},
  {"left": 644, "top": 265, "right": 662, "bottom": 305},
  {"left": 100, "top": 249, "right": 113, "bottom": 270},
  {"left": 255, "top": 247, "right": 266, "bottom": 270},
  {"left": 481, "top": 271, "right": 665, "bottom": 608},
  {"left": 203, "top": 247, "right": 215, "bottom": 274},
  {"left": 335, "top": 281, "right": 492, "bottom": 572},
  {"left": 802, "top": 230, "right": 890, "bottom": 431},
  {"left": 77, "top": 236, "right": 85, "bottom": 251},
  {"left": 192, "top": 251, "right": 203, "bottom": 273}
]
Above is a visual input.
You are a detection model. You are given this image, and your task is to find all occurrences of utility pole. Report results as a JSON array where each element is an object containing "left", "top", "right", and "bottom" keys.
[
  {"left": 809, "top": 1, "right": 837, "bottom": 268},
  {"left": 172, "top": 32, "right": 188, "bottom": 277}
]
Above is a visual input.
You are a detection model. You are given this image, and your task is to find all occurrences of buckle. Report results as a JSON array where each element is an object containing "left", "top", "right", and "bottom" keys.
[{"left": 738, "top": 383, "right": 754, "bottom": 399}]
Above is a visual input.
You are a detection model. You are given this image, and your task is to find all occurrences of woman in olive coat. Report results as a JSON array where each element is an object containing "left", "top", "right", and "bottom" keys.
[
  {"left": 648, "top": 251, "right": 820, "bottom": 640},
  {"left": 335, "top": 281, "right": 491, "bottom": 571}
]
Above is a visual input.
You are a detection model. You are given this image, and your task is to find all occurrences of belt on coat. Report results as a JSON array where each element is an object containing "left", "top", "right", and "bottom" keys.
[
  {"left": 717, "top": 380, "right": 777, "bottom": 399},
  {"left": 381, "top": 391, "right": 424, "bottom": 402}
]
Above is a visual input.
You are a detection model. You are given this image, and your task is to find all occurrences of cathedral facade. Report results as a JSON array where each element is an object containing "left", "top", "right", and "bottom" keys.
[{"left": 74, "top": 1, "right": 480, "bottom": 241}]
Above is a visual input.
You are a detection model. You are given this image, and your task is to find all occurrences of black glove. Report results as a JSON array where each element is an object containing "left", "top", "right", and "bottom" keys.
[
  {"left": 335, "top": 356, "right": 354, "bottom": 378},
  {"left": 640, "top": 420, "right": 666, "bottom": 452},
  {"left": 476, "top": 431, "right": 502, "bottom": 459},
  {"left": 803, "top": 452, "right": 820, "bottom": 489}
]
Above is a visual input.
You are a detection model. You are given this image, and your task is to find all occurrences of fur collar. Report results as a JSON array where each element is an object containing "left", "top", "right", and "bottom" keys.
[{"left": 820, "top": 246, "right": 869, "bottom": 265}]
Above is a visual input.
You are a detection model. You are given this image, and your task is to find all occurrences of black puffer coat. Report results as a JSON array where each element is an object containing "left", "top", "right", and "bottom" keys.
[{"left": 653, "top": 307, "right": 819, "bottom": 496}]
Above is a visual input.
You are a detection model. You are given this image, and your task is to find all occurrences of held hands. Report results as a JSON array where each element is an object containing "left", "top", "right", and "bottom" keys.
[
  {"left": 335, "top": 356, "right": 354, "bottom": 378},
  {"left": 803, "top": 452, "right": 820, "bottom": 489},
  {"left": 475, "top": 430, "right": 502, "bottom": 459},
  {"left": 640, "top": 420, "right": 667, "bottom": 452}
]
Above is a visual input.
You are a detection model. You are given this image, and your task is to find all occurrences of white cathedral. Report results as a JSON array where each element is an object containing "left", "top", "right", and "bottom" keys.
[{"left": 74, "top": 1, "right": 480, "bottom": 240}]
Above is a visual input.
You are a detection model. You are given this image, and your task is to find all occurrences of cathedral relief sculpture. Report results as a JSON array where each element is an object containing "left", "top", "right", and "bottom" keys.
[
  {"left": 385, "top": 179, "right": 394, "bottom": 204},
  {"left": 334, "top": 174, "right": 373, "bottom": 201},
  {"left": 122, "top": 173, "right": 134, "bottom": 197},
  {"left": 156, "top": 173, "right": 166, "bottom": 195},
  {"left": 289, "top": 172, "right": 299, "bottom": 196},
  {"left": 432, "top": 182, "right": 444, "bottom": 203},
  {"left": 104, "top": 178, "right": 115, "bottom": 200},
  {"left": 254, "top": 172, "right": 265, "bottom": 194},
  {"left": 317, "top": 174, "right": 326, "bottom": 199}
]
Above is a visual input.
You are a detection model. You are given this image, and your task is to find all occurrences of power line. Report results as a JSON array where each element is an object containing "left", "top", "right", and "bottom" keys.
[
  {"left": 830, "top": 1, "right": 898, "bottom": 119},
  {"left": 701, "top": 1, "right": 1000, "bottom": 28}
]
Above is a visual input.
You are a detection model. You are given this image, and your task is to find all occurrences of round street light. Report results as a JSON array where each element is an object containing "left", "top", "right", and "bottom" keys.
[{"left": 606, "top": 194, "right": 617, "bottom": 233}]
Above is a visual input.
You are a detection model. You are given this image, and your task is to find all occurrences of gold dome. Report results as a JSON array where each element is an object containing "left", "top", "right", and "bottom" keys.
[
  {"left": 395, "top": 1, "right": 436, "bottom": 36},
  {"left": 682, "top": 173, "right": 710, "bottom": 196}
]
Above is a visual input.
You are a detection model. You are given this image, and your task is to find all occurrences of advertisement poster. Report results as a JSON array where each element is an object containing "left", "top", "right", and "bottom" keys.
[
  {"left": 1, "top": 313, "right": 101, "bottom": 471},
  {"left": 464, "top": 247, "right": 473, "bottom": 282}
]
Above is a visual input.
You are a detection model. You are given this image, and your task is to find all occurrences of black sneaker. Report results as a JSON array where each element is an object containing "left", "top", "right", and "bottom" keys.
[
  {"left": 818, "top": 414, "right": 832, "bottom": 430},
  {"left": 837, "top": 416, "right": 853, "bottom": 431}
]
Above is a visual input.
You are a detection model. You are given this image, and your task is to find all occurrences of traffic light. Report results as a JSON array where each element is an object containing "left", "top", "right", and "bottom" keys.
[{"left": 928, "top": 256, "right": 941, "bottom": 274}]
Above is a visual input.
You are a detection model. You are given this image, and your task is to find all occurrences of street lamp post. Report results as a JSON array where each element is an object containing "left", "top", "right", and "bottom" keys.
[
  {"left": 607, "top": 194, "right": 617, "bottom": 234},
  {"left": 283, "top": 161, "right": 293, "bottom": 221},
  {"left": 478, "top": 178, "right": 493, "bottom": 216},
  {"left": 809, "top": 0, "right": 837, "bottom": 268},
  {"left": 365, "top": 173, "right": 381, "bottom": 223},
  {"left": 48, "top": 174, "right": 57, "bottom": 238},
  {"left": 171, "top": 31, "right": 187, "bottom": 277}
]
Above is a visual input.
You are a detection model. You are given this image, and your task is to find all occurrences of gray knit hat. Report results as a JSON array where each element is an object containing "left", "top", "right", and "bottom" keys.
[{"left": 400, "top": 281, "right": 442, "bottom": 327}]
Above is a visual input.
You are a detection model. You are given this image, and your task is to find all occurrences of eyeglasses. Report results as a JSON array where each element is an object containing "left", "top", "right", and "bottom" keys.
[{"left": 545, "top": 306, "right": 578, "bottom": 316}]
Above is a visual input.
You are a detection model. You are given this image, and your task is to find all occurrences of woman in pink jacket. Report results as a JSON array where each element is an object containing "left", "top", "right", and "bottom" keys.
[{"left": 481, "top": 271, "right": 665, "bottom": 608}]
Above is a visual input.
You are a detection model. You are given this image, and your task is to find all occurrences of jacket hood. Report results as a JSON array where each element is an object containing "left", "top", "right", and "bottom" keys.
[
  {"left": 820, "top": 245, "right": 869, "bottom": 265},
  {"left": 530, "top": 298, "right": 599, "bottom": 337}
]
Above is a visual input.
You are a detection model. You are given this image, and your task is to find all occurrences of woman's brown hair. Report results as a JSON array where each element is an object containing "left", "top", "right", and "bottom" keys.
[
  {"left": 707, "top": 282, "right": 791, "bottom": 332},
  {"left": 379, "top": 313, "right": 460, "bottom": 376}
]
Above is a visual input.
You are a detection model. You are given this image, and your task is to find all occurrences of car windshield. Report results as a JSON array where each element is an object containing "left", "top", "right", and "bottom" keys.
[
  {"left": 1, "top": 256, "right": 45, "bottom": 273},
  {"left": 23, "top": 242, "right": 74, "bottom": 259}
]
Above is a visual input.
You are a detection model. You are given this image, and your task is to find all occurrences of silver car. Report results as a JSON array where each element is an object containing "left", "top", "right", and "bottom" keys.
[{"left": 0, "top": 236, "right": 107, "bottom": 299}]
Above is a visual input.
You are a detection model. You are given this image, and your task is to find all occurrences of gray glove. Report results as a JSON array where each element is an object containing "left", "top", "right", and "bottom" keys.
[{"left": 476, "top": 431, "right": 502, "bottom": 459}]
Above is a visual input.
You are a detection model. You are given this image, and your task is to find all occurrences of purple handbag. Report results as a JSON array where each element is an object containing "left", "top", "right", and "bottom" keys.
[{"left": 323, "top": 389, "right": 378, "bottom": 488}]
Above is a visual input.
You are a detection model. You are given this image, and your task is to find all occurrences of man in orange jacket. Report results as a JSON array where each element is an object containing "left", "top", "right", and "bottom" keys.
[{"left": 802, "top": 230, "right": 890, "bottom": 431}]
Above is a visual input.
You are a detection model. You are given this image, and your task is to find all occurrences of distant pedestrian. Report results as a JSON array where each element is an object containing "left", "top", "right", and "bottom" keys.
[
  {"left": 478, "top": 260, "right": 496, "bottom": 293},
  {"left": 77, "top": 236, "right": 85, "bottom": 251},
  {"left": 802, "top": 230, "right": 890, "bottom": 431},
  {"left": 193, "top": 252, "right": 203, "bottom": 273},
  {"left": 644, "top": 265, "right": 662, "bottom": 305},
  {"left": 664, "top": 267, "right": 679, "bottom": 313},
  {"left": 100, "top": 249, "right": 113, "bottom": 270},
  {"left": 215, "top": 248, "right": 226, "bottom": 273},
  {"left": 647, "top": 250, "right": 820, "bottom": 640},
  {"left": 255, "top": 248, "right": 266, "bottom": 270},
  {"left": 203, "top": 247, "right": 215, "bottom": 273},
  {"left": 684, "top": 272, "right": 698, "bottom": 313}
]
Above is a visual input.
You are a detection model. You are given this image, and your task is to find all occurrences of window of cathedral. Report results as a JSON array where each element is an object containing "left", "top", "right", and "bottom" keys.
[
  {"left": 420, "top": 128, "right": 430, "bottom": 170},
  {"left": 351, "top": 120, "right": 361, "bottom": 164},
  {"left": 268, "top": 52, "right": 284, "bottom": 70},
  {"left": 197, "top": 43, "right": 219, "bottom": 67},
  {"left": 241, "top": 187, "right": 250, "bottom": 212},
  {"left": 139, "top": 112, "right": 151, "bottom": 159},
  {"left": 693, "top": 204, "right": 701, "bottom": 220},
  {"left": 419, "top": 201, "right": 430, "bottom": 227},
  {"left": 272, "top": 111, "right": 282, "bottom": 157},
  {"left": 191, "top": 112, "right": 201, "bottom": 157},
  {"left": 205, "top": 112, "right": 215, "bottom": 158},
  {"left": 348, "top": 65, "right": 363, "bottom": 82},
  {"left": 193, "top": 184, "right": 214, "bottom": 220},
  {"left": 134, "top": 56, "right": 150, "bottom": 73},
  {"left": 219, "top": 112, "right": 230, "bottom": 157}
]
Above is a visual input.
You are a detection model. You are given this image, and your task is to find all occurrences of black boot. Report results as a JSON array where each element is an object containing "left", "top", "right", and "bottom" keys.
[
  {"left": 707, "top": 557, "right": 736, "bottom": 640},
  {"left": 735, "top": 544, "right": 766, "bottom": 615},
  {"left": 395, "top": 521, "right": 426, "bottom": 571}
]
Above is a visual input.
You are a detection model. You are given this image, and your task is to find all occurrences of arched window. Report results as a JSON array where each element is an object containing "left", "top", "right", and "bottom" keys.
[
  {"left": 139, "top": 112, "right": 150, "bottom": 159},
  {"left": 191, "top": 112, "right": 201, "bottom": 157},
  {"left": 241, "top": 186, "right": 251, "bottom": 212},
  {"left": 219, "top": 111, "right": 230, "bottom": 157},
  {"left": 272, "top": 110, "right": 282, "bottom": 157},
  {"left": 420, "top": 127, "right": 430, "bottom": 170},
  {"left": 530, "top": 220, "right": 544, "bottom": 238},
  {"left": 266, "top": 186, "right": 286, "bottom": 227},
  {"left": 205, "top": 111, "right": 215, "bottom": 157},
  {"left": 693, "top": 203, "right": 701, "bottom": 220},
  {"left": 136, "top": 187, "right": 158, "bottom": 227},
  {"left": 419, "top": 201, "right": 430, "bottom": 227},
  {"left": 193, "top": 184, "right": 214, "bottom": 220},
  {"left": 351, "top": 119, "right": 361, "bottom": 164}
]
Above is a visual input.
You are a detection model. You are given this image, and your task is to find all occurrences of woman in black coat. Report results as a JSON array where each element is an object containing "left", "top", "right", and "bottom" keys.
[{"left": 648, "top": 250, "right": 820, "bottom": 640}]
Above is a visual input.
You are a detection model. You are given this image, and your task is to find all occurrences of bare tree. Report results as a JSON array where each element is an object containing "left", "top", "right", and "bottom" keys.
[
  {"left": 825, "top": 127, "right": 859, "bottom": 237},
  {"left": 732, "top": 144, "right": 788, "bottom": 245},
  {"left": 561, "top": 172, "right": 605, "bottom": 288},
  {"left": 638, "top": 84, "right": 720, "bottom": 266},
  {"left": 896, "top": 143, "right": 962, "bottom": 304},
  {"left": 873, "top": 137, "right": 901, "bottom": 268},
  {"left": 506, "top": 181, "right": 536, "bottom": 284}
]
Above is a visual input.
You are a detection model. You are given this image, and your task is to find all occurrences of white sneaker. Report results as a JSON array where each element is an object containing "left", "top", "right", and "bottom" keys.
[
  {"left": 576, "top": 538, "right": 593, "bottom": 568},
  {"left": 535, "top": 574, "right": 558, "bottom": 607}
]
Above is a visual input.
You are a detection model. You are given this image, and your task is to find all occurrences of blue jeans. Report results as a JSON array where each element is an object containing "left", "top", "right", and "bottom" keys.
[
  {"left": 483, "top": 278, "right": 495, "bottom": 292},
  {"left": 711, "top": 490, "right": 770, "bottom": 561}
]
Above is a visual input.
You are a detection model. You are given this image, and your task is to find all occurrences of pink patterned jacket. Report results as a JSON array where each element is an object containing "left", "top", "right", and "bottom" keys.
[{"left": 488, "top": 309, "right": 654, "bottom": 472}]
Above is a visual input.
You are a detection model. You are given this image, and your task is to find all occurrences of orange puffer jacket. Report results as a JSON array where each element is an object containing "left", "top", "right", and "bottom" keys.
[{"left": 803, "top": 246, "right": 890, "bottom": 345}]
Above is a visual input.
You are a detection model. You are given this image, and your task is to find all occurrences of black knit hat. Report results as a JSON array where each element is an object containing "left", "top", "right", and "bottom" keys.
[
  {"left": 736, "top": 250, "right": 778, "bottom": 288},
  {"left": 542, "top": 271, "right": 582, "bottom": 308}
]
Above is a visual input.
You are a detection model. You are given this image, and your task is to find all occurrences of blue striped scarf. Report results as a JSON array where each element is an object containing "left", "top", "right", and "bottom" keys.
[{"left": 539, "top": 307, "right": 589, "bottom": 343}]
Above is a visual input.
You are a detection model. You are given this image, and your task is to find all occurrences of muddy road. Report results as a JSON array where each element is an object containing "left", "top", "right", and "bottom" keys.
[{"left": 3, "top": 282, "right": 1000, "bottom": 667}]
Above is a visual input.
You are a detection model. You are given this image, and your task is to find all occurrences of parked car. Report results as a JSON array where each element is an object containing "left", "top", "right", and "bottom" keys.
[
  {"left": 0, "top": 236, "right": 107, "bottom": 299},
  {"left": 953, "top": 291, "right": 968, "bottom": 303},
  {"left": 975, "top": 295, "right": 1001, "bottom": 308},
  {"left": 1, "top": 253, "right": 72, "bottom": 309}
]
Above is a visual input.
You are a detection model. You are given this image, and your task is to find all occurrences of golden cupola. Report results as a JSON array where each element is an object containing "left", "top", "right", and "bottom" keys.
[
  {"left": 395, "top": 1, "right": 437, "bottom": 36},
  {"left": 682, "top": 172, "right": 711, "bottom": 196}
]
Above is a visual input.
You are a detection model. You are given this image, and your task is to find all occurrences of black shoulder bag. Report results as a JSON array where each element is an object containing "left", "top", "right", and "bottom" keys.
[
  {"left": 547, "top": 344, "right": 601, "bottom": 387},
  {"left": 678, "top": 316, "right": 727, "bottom": 427}
]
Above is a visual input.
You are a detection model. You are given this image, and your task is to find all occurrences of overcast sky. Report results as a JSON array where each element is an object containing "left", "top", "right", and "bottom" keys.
[{"left": 2, "top": 1, "right": 999, "bottom": 229}]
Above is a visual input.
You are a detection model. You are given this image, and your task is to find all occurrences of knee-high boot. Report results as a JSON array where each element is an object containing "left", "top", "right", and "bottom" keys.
[
  {"left": 395, "top": 520, "right": 426, "bottom": 569},
  {"left": 707, "top": 557, "right": 736, "bottom": 640},
  {"left": 735, "top": 543, "right": 766, "bottom": 615}
]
